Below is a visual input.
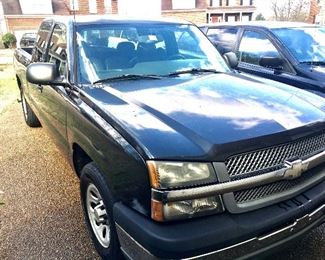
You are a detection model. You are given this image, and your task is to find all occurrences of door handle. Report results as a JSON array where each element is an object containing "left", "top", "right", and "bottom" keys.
[{"left": 36, "top": 85, "right": 43, "bottom": 92}]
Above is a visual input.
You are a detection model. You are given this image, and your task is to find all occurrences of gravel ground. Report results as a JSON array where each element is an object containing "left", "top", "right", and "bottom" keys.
[
  {"left": 0, "top": 99, "right": 99, "bottom": 259},
  {"left": 0, "top": 65, "right": 324, "bottom": 259}
]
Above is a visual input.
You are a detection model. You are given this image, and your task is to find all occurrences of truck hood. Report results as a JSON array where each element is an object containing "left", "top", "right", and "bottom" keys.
[
  {"left": 84, "top": 73, "right": 325, "bottom": 160},
  {"left": 296, "top": 63, "right": 325, "bottom": 92},
  {"left": 238, "top": 72, "right": 325, "bottom": 104},
  {"left": 298, "top": 63, "right": 325, "bottom": 80}
]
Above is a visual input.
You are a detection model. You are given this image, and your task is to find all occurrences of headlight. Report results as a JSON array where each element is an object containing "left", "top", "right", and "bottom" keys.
[
  {"left": 152, "top": 196, "right": 224, "bottom": 221},
  {"left": 147, "top": 161, "right": 224, "bottom": 221},
  {"left": 147, "top": 161, "right": 217, "bottom": 189}
]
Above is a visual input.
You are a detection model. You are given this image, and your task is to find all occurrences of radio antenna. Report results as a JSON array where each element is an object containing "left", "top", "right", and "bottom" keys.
[
  {"left": 310, "top": 26, "right": 317, "bottom": 71},
  {"left": 71, "top": 0, "right": 78, "bottom": 85},
  {"left": 72, "top": 0, "right": 76, "bottom": 21}
]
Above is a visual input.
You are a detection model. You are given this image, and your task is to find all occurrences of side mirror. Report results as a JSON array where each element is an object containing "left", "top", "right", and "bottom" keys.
[
  {"left": 259, "top": 56, "right": 284, "bottom": 70},
  {"left": 26, "top": 62, "right": 63, "bottom": 85},
  {"left": 223, "top": 52, "right": 238, "bottom": 69}
]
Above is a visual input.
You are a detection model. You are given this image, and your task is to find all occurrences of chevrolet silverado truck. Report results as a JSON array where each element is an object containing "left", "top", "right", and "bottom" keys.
[{"left": 14, "top": 16, "right": 325, "bottom": 259}]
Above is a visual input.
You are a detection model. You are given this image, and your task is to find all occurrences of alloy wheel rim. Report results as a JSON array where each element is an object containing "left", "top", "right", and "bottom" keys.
[{"left": 86, "top": 183, "right": 111, "bottom": 248}]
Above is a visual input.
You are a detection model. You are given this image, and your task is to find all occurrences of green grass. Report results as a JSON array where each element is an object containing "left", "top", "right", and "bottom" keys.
[{"left": 0, "top": 64, "right": 19, "bottom": 114}]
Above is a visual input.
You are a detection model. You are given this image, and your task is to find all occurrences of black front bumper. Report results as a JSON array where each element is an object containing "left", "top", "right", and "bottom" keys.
[{"left": 113, "top": 180, "right": 325, "bottom": 259}]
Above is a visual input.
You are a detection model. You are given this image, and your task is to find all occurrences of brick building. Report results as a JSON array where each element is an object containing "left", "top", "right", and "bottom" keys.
[
  {"left": 316, "top": 0, "right": 325, "bottom": 25},
  {"left": 161, "top": 0, "right": 256, "bottom": 24},
  {"left": 0, "top": 0, "right": 118, "bottom": 42},
  {"left": 307, "top": 0, "right": 321, "bottom": 23}
]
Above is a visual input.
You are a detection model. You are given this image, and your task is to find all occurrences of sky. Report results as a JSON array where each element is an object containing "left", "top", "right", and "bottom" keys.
[{"left": 254, "top": 0, "right": 275, "bottom": 19}]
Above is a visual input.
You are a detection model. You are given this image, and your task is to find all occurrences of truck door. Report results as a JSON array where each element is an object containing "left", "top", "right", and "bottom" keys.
[{"left": 36, "top": 23, "right": 70, "bottom": 154}]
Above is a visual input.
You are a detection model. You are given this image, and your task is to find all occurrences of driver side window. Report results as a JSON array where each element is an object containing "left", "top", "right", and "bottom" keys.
[{"left": 238, "top": 31, "right": 280, "bottom": 66}]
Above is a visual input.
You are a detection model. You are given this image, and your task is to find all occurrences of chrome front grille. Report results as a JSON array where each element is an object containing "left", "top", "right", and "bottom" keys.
[
  {"left": 223, "top": 133, "right": 325, "bottom": 210},
  {"left": 225, "top": 133, "right": 325, "bottom": 180},
  {"left": 233, "top": 170, "right": 318, "bottom": 204}
]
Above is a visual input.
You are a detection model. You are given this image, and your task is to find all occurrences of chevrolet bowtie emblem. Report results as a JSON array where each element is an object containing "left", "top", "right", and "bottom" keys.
[{"left": 283, "top": 159, "right": 309, "bottom": 180}]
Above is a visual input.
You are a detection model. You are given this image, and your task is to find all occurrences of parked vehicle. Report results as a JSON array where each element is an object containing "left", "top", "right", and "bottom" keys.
[
  {"left": 14, "top": 16, "right": 325, "bottom": 259},
  {"left": 14, "top": 32, "right": 37, "bottom": 66},
  {"left": 200, "top": 22, "right": 325, "bottom": 97},
  {"left": 20, "top": 32, "right": 37, "bottom": 48}
]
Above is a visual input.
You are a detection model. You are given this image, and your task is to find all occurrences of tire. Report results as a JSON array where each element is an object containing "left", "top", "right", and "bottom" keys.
[
  {"left": 20, "top": 90, "right": 41, "bottom": 127},
  {"left": 80, "top": 162, "right": 122, "bottom": 260}
]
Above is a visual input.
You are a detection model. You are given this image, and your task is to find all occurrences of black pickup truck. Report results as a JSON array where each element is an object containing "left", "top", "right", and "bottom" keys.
[{"left": 14, "top": 16, "right": 325, "bottom": 259}]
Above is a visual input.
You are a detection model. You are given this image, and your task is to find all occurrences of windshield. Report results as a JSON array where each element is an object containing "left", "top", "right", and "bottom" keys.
[
  {"left": 272, "top": 26, "right": 325, "bottom": 63},
  {"left": 76, "top": 23, "right": 229, "bottom": 83}
]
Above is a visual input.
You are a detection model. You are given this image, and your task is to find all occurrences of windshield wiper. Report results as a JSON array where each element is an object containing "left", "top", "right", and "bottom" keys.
[
  {"left": 300, "top": 61, "right": 325, "bottom": 66},
  {"left": 93, "top": 74, "right": 162, "bottom": 84},
  {"left": 166, "top": 68, "right": 221, "bottom": 77}
]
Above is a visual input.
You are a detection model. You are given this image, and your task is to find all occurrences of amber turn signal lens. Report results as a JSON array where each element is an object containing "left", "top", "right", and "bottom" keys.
[
  {"left": 151, "top": 199, "right": 164, "bottom": 222},
  {"left": 147, "top": 161, "right": 160, "bottom": 188}
]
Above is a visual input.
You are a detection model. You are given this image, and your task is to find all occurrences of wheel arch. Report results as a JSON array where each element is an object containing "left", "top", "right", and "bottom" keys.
[{"left": 72, "top": 143, "right": 92, "bottom": 178}]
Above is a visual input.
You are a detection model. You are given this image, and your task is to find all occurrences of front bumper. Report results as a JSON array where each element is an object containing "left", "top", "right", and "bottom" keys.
[{"left": 113, "top": 180, "right": 325, "bottom": 259}]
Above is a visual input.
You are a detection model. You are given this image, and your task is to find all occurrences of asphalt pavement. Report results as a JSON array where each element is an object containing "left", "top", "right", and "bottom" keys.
[{"left": 0, "top": 87, "right": 324, "bottom": 260}]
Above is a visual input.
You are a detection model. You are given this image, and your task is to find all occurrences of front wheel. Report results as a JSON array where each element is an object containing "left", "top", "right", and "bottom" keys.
[
  {"left": 80, "top": 162, "right": 122, "bottom": 259},
  {"left": 20, "top": 90, "right": 41, "bottom": 127}
]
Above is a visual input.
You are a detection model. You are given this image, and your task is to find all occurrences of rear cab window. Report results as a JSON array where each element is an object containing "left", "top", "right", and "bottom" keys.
[{"left": 206, "top": 27, "right": 238, "bottom": 53}]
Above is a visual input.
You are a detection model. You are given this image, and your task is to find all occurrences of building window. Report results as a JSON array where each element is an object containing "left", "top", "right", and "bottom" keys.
[
  {"left": 241, "top": 0, "right": 252, "bottom": 5},
  {"left": 70, "top": 0, "right": 79, "bottom": 10},
  {"left": 89, "top": 0, "right": 97, "bottom": 13},
  {"left": 104, "top": 0, "right": 112, "bottom": 12},
  {"left": 172, "top": 0, "right": 196, "bottom": 9},
  {"left": 226, "top": 14, "right": 237, "bottom": 21},
  {"left": 211, "top": 0, "right": 222, "bottom": 6},
  {"left": 242, "top": 13, "right": 252, "bottom": 21},
  {"left": 210, "top": 14, "right": 224, "bottom": 22},
  {"left": 20, "top": 0, "right": 53, "bottom": 14},
  {"left": 226, "top": 0, "right": 237, "bottom": 6}
]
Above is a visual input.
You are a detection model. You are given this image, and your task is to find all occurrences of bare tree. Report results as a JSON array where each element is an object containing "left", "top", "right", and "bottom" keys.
[{"left": 271, "top": 0, "right": 309, "bottom": 21}]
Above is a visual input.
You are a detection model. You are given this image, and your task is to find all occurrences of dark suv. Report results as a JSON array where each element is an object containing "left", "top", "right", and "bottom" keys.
[
  {"left": 19, "top": 32, "right": 37, "bottom": 48},
  {"left": 200, "top": 22, "right": 325, "bottom": 97}
]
